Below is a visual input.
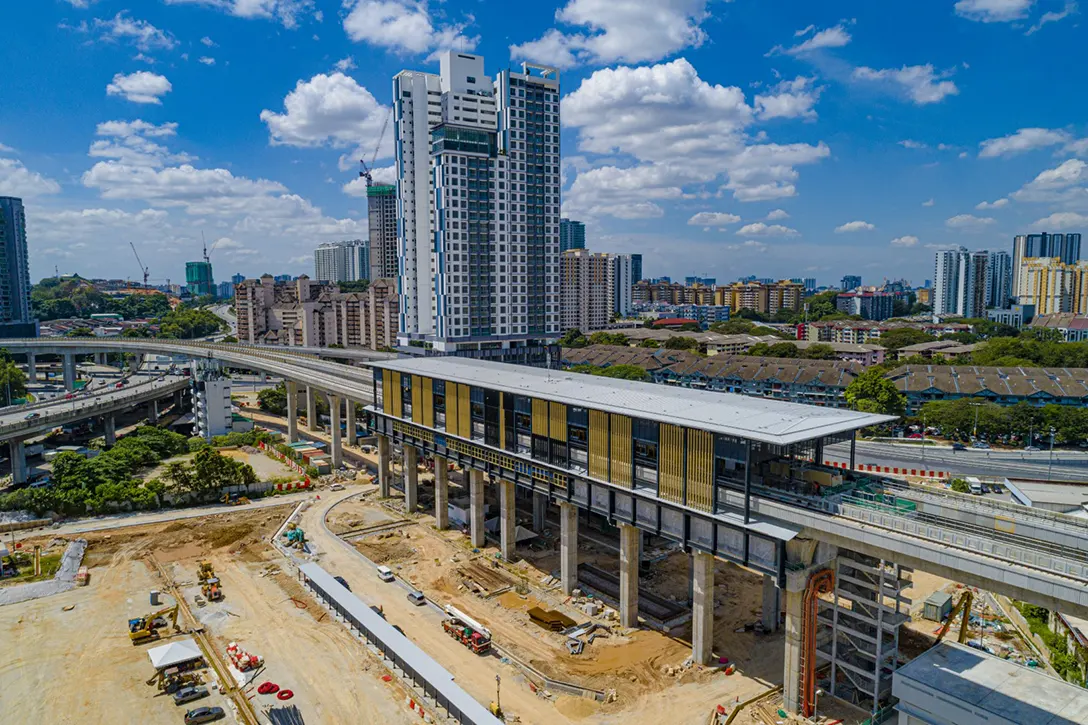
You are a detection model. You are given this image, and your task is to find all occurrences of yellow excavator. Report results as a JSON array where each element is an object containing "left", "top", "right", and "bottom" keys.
[
  {"left": 197, "top": 561, "right": 223, "bottom": 601},
  {"left": 129, "top": 604, "right": 180, "bottom": 645},
  {"left": 934, "top": 591, "right": 974, "bottom": 645}
]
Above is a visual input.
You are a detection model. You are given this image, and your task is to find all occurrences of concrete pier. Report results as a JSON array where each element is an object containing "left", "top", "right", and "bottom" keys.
[
  {"left": 306, "top": 385, "right": 318, "bottom": 432},
  {"left": 691, "top": 550, "right": 715, "bottom": 665},
  {"left": 147, "top": 400, "right": 158, "bottom": 425},
  {"left": 286, "top": 381, "right": 298, "bottom": 443},
  {"left": 26, "top": 353, "right": 35, "bottom": 383},
  {"left": 103, "top": 415, "right": 116, "bottom": 447},
  {"left": 433, "top": 456, "right": 448, "bottom": 529},
  {"left": 377, "top": 435, "right": 391, "bottom": 497},
  {"left": 469, "top": 469, "right": 485, "bottom": 548},
  {"left": 329, "top": 393, "right": 342, "bottom": 469},
  {"left": 404, "top": 446, "right": 418, "bottom": 513},
  {"left": 499, "top": 478, "right": 515, "bottom": 562},
  {"left": 782, "top": 586, "right": 805, "bottom": 714},
  {"left": 559, "top": 501, "right": 578, "bottom": 595},
  {"left": 533, "top": 492, "right": 547, "bottom": 532},
  {"left": 345, "top": 400, "right": 356, "bottom": 446},
  {"left": 62, "top": 354, "right": 76, "bottom": 391},
  {"left": 619, "top": 523, "right": 640, "bottom": 628},
  {"left": 10, "top": 439, "right": 26, "bottom": 486},
  {"left": 762, "top": 574, "right": 781, "bottom": 633}
]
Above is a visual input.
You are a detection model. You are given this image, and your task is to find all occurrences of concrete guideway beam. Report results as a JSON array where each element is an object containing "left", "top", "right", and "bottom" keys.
[
  {"left": 376, "top": 435, "right": 391, "bottom": 498},
  {"left": 619, "top": 523, "right": 640, "bottom": 629},
  {"left": 499, "top": 478, "right": 516, "bottom": 562},
  {"left": 433, "top": 455, "right": 449, "bottom": 530},
  {"left": 404, "top": 445, "right": 418, "bottom": 513},
  {"left": 469, "top": 469, "right": 485, "bottom": 549},
  {"left": 560, "top": 501, "right": 578, "bottom": 595},
  {"left": 329, "top": 393, "right": 342, "bottom": 470},
  {"left": 285, "top": 380, "right": 299, "bottom": 443}
]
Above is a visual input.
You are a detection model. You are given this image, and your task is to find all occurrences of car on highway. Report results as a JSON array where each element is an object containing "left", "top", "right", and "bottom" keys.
[
  {"left": 972, "top": 441, "right": 991, "bottom": 449},
  {"left": 173, "top": 686, "right": 209, "bottom": 705},
  {"left": 1024, "top": 445, "right": 1042, "bottom": 452},
  {"left": 951, "top": 442, "right": 967, "bottom": 451},
  {"left": 64, "top": 393, "right": 75, "bottom": 400},
  {"left": 24, "top": 412, "right": 40, "bottom": 420},
  {"left": 115, "top": 382, "right": 125, "bottom": 389},
  {"left": 183, "top": 707, "right": 225, "bottom": 724},
  {"left": 407, "top": 590, "right": 426, "bottom": 606}
]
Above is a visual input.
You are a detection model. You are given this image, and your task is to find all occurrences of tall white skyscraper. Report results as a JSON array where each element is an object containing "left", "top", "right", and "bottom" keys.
[
  {"left": 933, "top": 247, "right": 988, "bottom": 318},
  {"left": 314, "top": 240, "right": 369, "bottom": 283},
  {"left": 394, "top": 51, "right": 561, "bottom": 355},
  {"left": 986, "top": 250, "right": 1012, "bottom": 309}
]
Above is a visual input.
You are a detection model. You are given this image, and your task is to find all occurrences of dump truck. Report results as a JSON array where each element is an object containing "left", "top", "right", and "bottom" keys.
[
  {"left": 441, "top": 604, "right": 492, "bottom": 654},
  {"left": 129, "top": 604, "right": 180, "bottom": 644}
]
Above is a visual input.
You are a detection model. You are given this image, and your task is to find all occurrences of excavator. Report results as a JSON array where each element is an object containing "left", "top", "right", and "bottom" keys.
[
  {"left": 129, "top": 604, "right": 180, "bottom": 645},
  {"left": 933, "top": 591, "right": 974, "bottom": 645},
  {"left": 197, "top": 561, "right": 223, "bottom": 602}
]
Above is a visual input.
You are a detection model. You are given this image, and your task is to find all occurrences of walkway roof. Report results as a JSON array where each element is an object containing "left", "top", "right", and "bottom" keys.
[{"left": 369, "top": 357, "right": 895, "bottom": 445}]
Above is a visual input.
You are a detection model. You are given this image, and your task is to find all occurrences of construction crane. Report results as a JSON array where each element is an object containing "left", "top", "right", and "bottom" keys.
[
  {"left": 129, "top": 242, "right": 150, "bottom": 288},
  {"left": 359, "top": 106, "right": 392, "bottom": 187},
  {"left": 933, "top": 590, "right": 974, "bottom": 646}
]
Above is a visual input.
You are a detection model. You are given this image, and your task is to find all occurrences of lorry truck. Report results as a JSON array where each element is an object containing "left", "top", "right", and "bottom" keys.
[{"left": 441, "top": 604, "right": 492, "bottom": 654}]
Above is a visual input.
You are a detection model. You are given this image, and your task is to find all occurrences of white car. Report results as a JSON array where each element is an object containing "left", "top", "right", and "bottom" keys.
[{"left": 329, "top": 483, "right": 345, "bottom": 491}]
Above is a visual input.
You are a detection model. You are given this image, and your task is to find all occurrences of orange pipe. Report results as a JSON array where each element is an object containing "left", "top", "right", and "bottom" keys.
[{"left": 801, "top": 568, "right": 835, "bottom": 717}]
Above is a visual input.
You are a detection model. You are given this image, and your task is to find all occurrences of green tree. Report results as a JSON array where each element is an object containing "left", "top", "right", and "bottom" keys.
[
  {"left": 664, "top": 336, "right": 700, "bottom": 351},
  {"left": 802, "top": 343, "right": 838, "bottom": 360},
  {"left": 950, "top": 478, "right": 970, "bottom": 493},
  {"left": 678, "top": 322, "right": 702, "bottom": 332},
  {"left": 879, "top": 328, "right": 936, "bottom": 351},
  {"left": 258, "top": 383, "right": 288, "bottom": 415},
  {"left": 845, "top": 368, "right": 906, "bottom": 416},
  {"left": 597, "top": 364, "right": 649, "bottom": 381},
  {"left": 0, "top": 359, "right": 27, "bottom": 405},
  {"left": 767, "top": 342, "right": 801, "bottom": 358},
  {"left": 559, "top": 328, "right": 588, "bottom": 348},
  {"left": 67, "top": 327, "right": 95, "bottom": 338},
  {"left": 587, "top": 331, "right": 630, "bottom": 346},
  {"left": 638, "top": 339, "right": 660, "bottom": 348},
  {"left": 338, "top": 279, "right": 370, "bottom": 293},
  {"left": 709, "top": 319, "right": 757, "bottom": 335}
]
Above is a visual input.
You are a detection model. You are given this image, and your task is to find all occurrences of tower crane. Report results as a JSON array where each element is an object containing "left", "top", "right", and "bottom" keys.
[
  {"left": 129, "top": 242, "right": 149, "bottom": 288},
  {"left": 359, "top": 107, "right": 392, "bottom": 187}
]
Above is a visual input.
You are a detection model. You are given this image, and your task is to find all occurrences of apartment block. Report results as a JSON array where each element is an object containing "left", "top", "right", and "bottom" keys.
[
  {"left": 560, "top": 250, "right": 632, "bottom": 332},
  {"left": 367, "top": 185, "right": 398, "bottom": 281},
  {"left": 314, "top": 240, "right": 369, "bottom": 283},
  {"left": 1016, "top": 257, "right": 1088, "bottom": 315}
]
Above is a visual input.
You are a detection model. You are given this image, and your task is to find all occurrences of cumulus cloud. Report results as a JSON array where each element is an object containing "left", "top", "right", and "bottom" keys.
[
  {"left": 334, "top": 57, "right": 356, "bottom": 72},
  {"left": 89, "top": 119, "right": 193, "bottom": 167},
  {"left": 510, "top": 0, "right": 711, "bottom": 69},
  {"left": 1026, "top": 1, "right": 1077, "bottom": 34},
  {"left": 688, "top": 212, "right": 740, "bottom": 226},
  {"left": 0, "top": 158, "right": 62, "bottom": 197},
  {"left": 890, "top": 235, "right": 919, "bottom": 247},
  {"left": 106, "top": 71, "right": 172, "bottom": 104},
  {"left": 343, "top": 0, "right": 476, "bottom": 58},
  {"left": 975, "top": 198, "right": 1009, "bottom": 209},
  {"left": 945, "top": 213, "right": 996, "bottom": 229},
  {"left": 766, "top": 22, "right": 852, "bottom": 56},
  {"left": 955, "top": 0, "right": 1035, "bottom": 23},
  {"left": 343, "top": 165, "right": 395, "bottom": 196},
  {"left": 260, "top": 73, "right": 392, "bottom": 161},
  {"left": 162, "top": 0, "right": 313, "bottom": 29},
  {"left": 754, "top": 76, "right": 823, "bottom": 121},
  {"left": 899, "top": 139, "right": 928, "bottom": 150},
  {"left": 922, "top": 198, "right": 936, "bottom": 207},
  {"left": 735, "top": 222, "right": 798, "bottom": 237},
  {"left": 91, "top": 12, "right": 177, "bottom": 51},
  {"left": 835, "top": 220, "right": 875, "bottom": 233},
  {"left": 766, "top": 209, "right": 789, "bottom": 220},
  {"left": 1010, "top": 158, "right": 1088, "bottom": 203},
  {"left": 978, "top": 127, "right": 1080, "bottom": 158},
  {"left": 853, "top": 64, "right": 959, "bottom": 105},
  {"left": 1031, "top": 211, "right": 1088, "bottom": 229}
]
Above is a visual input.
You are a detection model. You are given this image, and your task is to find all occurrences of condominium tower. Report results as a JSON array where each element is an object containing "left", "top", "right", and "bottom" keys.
[
  {"left": 394, "top": 51, "right": 561, "bottom": 357},
  {"left": 933, "top": 247, "right": 987, "bottom": 318},
  {"left": 559, "top": 218, "right": 585, "bottom": 253},
  {"left": 367, "top": 185, "right": 398, "bottom": 280},
  {"left": 1012, "top": 232, "right": 1083, "bottom": 293},
  {"left": 314, "top": 239, "right": 369, "bottom": 283},
  {"left": 0, "top": 197, "right": 33, "bottom": 335},
  {"left": 560, "top": 250, "right": 632, "bottom": 333}
]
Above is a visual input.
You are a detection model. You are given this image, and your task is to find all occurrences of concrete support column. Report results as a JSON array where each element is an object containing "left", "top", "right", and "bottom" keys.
[
  {"left": 404, "top": 446, "right": 418, "bottom": 513},
  {"left": 10, "top": 439, "right": 26, "bottom": 486},
  {"left": 285, "top": 381, "right": 298, "bottom": 443},
  {"left": 26, "top": 353, "right": 36, "bottom": 384},
  {"left": 95, "top": 352, "right": 107, "bottom": 366},
  {"left": 173, "top": 389, "right": 184, "bottom": 411},
  {"left": 762, "top": 574, "right": 781, "bottom": 633},
  {"left": 147, "top": 400, "right": 159, "bottom": 425},
  {"left": 329, "top": 394, "right": 342, "bottom": 470},
  {"left": 433, "top": 456, "right": 449, "bottom": 530},
  {"left": 499, "top": 478, "right": 516, "bottom": 562},
  {"left": 345, "top": 400, "right": 357, "bottom": 446},
  {"left": 103, "top": 416, "right": 116, "bottom": 447},
  {"left": 62, "top": 354, "right": 76, "bottom": 392},
  {"left": 782, "top": 587, "right": 805, "bottom": 714},
  {"left": 532, "top": 492, "right": 547, "bottom": 532},
  {"left": 306, "top": 385, "right": 318, "bottom": 432},
  {"left": 469, "top": 469, "right": 485, "bottom": 549},
  {"left": 691, "top": 550, "right": 715, "bottom": 665},
  {"left": 618, "top": 523, "right": 640, "bottom": 629},
  {"left": 559, "top": 502, "right": 578, "bottom": 595},
  {"left": 377, "top": 435, "right": 391, "bottom": 497}
]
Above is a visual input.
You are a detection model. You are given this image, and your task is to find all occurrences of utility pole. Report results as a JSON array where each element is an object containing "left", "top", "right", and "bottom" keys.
[{"left": 1048, "top": 427, "right": 1056, "bottom": 481}]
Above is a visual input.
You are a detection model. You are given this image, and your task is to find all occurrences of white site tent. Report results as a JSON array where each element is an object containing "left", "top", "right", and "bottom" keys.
[{"left": 147, "top": 638, "right": 203, "bottom": 670}]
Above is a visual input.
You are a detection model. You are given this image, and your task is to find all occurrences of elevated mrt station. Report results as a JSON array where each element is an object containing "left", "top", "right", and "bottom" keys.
[{"left": 366, "top": 357, "right": 897, "bottom": 712}]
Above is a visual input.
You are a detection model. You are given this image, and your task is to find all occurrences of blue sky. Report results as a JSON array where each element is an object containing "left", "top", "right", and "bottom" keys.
[{"left": 1, "top": 0, "right": 1085, "bottom": 287}]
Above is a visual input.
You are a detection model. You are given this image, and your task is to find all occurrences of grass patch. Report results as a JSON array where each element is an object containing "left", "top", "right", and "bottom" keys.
[{"left": 0, "top": 551, "right": 64, "bottom": 586}]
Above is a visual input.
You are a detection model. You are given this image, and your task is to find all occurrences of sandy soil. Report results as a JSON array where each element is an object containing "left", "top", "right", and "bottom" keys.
[{"left": 218, "top": 448, "right": 297, "bottom": 480}]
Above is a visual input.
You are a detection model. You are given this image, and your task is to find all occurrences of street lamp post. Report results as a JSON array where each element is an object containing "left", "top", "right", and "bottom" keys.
[
  {"left": 1048, "top": 427, "right": 1056, "bottom": 481},
  {"left": 921, "top": 411, "right": 927, "bottom": 465}
]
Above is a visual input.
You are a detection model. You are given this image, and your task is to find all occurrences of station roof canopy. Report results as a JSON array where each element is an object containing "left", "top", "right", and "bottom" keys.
[{"left": 369, "top": 357, "right": 896, "bottom": 446}]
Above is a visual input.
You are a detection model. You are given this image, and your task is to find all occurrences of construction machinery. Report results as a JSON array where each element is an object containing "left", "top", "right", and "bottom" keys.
[
  {"left": 219, "top": 492, "right": 250, "bottom": 506},
  {"left": 933, "top": 590, "right": 974, "bottom": 645},
  {"left": 441, "top": 604, "right": 492, "bottom": 655},
  {"left": 129, "top": 242, "right": 150, "bottom": 288},
  {"left": 358, "top": 107, "right": 392, "bottom": 187},
  {"left": 197, "top": 561, "right": 223, "bottom": 602},
  {"left": 489, "top": 675, "right": 504, "bottom": 719},
  {"left": 283, "top": 523, "right": 306, "bottom": 549},
  {"left": 129, "top": 604, "right": 180, "bottom": 644}
]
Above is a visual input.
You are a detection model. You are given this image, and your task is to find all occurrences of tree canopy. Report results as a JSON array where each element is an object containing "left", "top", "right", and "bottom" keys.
[{"left": 845, "top": 368, "right": 906, "bottom": 416}]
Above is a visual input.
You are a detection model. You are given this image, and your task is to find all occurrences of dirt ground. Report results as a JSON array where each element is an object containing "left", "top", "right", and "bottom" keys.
[
  {"left": 0, "top": 506, "right": 417, "bottom": 725},
  {"left": 147, "top": 448, "right": 297, "bottom": 483}
]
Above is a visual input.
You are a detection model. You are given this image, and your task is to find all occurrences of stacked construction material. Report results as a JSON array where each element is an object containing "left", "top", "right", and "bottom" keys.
[
  {"left": 528, "top": 607, "right": 577, "bottom": 632},
  {"left": 226, "top": 642, "right": 263, "bottom": 672},
  {"left": 267, "top": 705, "right": 305, "bottom": 725}
]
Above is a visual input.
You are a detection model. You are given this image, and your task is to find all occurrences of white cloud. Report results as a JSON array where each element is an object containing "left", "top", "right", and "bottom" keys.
[
  {"left": 835, "top": 220, "right": 875, "bottom": 233},
  {"left": 978, "top": 127, "right": 1071, "bottom": 158},
  {"left": 106, "top": 71, "right": 172, "bottom": 104},
  {"left": 0, "top": 143, "right": 14, "bottom": 154},
  {"left": 89, "top": 119, "right": 193, "bottom": 167},
  {"left": 200, "top": 36, "right": 217, "bottom": 47},
  {"left": 260, "top": 73, "right": 392, "bottom": 161},
  {"left": 343, "top": 165, "right": 395, "bottom": 196},
  {"left": 724, "top": 240, "right": 768, "bottom": 252},
  {"left": 955, "top": 0, "right": 1035, "bottom": 22},
  {"left": 198, "top": 56, "right": 216, "bottom": 65},
  {"left": 890, "top": 235, "right": 919, "bottom": 247},
  {"left": 766, "top": 209, "right": 789, "bottom": 220},
  {"left": 945, "top": 213, "right": 996, "bottom": 229},
  {"left": 767, "top": 22, "right": 852, "bottom": 56},
  {"left": 754, "top": 76, "right": 823, "bottom": 121},
  {"left": 1010, "top": 158, "right": 1088, "bottom": 203},
  {"left": 162, "top": 0, "right": 313, "bottom": 29},
  {"left": 1026, "top": 1, "right": 1077, "bottom": 34},
  {"left": 93, "top": 12, "right": 177, "bottom": 51},
  {"left": 975, "top": 198, "right": 1009, "bottom": 209},
  {"left": 510, "top": 0, "right": 711, "bottom": 69},
  {"left": 922, "top": 198, "right": 935, "bottom": 206},
  {"left": 0, "top": 158, "right": 62, "bottom": 197},
  {"left": 62, "top": 0, "right": 95, "bottom": 6},
  {"left": 564, "top": 165, "right": 684, "bottom": 219},
  {"left": 853, "top": 64, "right": 959, "bottom": 105},
  {"left": 735, "top": 222, "right": 798, "bottom": 237},
  {"left": 899, "top": 139, "right": 928, "bottom": 149},
  {"left": 343, "top": 0, "right": 476, "bottom": 58},
  {"left": 1031, "top": 211, "right": 1088, "bottom": 229},
  {"left": 687, "top": 212, "right": 740, "bottom": 226},
  {"left": 334, "top": 57, "right": 356, "bottom": 72}
]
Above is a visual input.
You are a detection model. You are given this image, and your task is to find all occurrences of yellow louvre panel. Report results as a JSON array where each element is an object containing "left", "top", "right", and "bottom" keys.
[
  {"left": 409, "top": 374, "right": 422, "bottom": 420},
  {"left": 457, "top": 384, "right": 471, "bottom": 439},
  {"left": 686, "top": 429, "right": 713, "bottom": 512},
  {"left": 499, "top": 392, "right": 506, "bottom": 450},
  {"left": 422, "top": 378, "right": 434, "bottom": 428},
  {"left": 610, "top": 413, "right": 632, "bottom": 488},
  {"left": 390, "top": 371, "right": 403, "bottom": 419},
  {"left": 659, "top": 423, "right": 684, "bottom": 504},
  {"left": 446, "top": 381, "right": 460, "bottom": 437},
  {"left": 588, "top": 410, "right": 609, "bottom": 481},
  {"left": 382, "top": 369, "right": 394, "bottom": 415},
  {"left": 549, "top": 402, "right": 567, "bottom": 443},
  {"left": 532, "top": 399, "right": 549, "bottom": 436}
]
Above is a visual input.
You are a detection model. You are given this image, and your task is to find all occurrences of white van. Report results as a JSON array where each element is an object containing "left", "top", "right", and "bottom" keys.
[
  {"left": 376, "top": 565, "right": 395, "bottom": 583},
  {"left": 967, "top": 477, "right": 984, "bottom": 495}
]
